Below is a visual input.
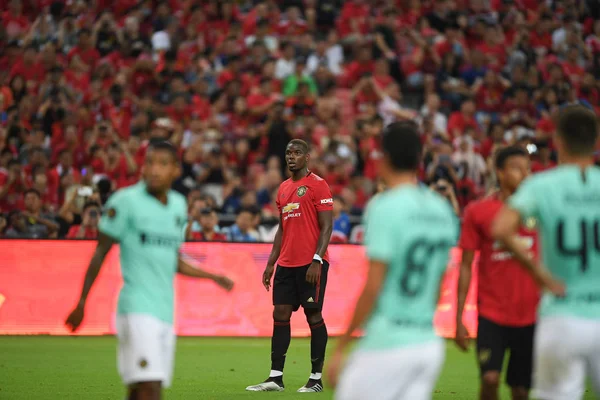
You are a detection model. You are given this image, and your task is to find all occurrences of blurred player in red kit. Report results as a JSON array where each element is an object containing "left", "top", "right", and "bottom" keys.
[
  {"left": 246, "top": 139, "right": 333, "bottom": 393},
  {"left": 455, "top": 146, "right": 540, "bottom": 400}
]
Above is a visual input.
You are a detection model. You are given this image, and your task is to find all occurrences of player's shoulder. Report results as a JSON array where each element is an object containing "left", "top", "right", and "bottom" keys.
[
  {"left": 464, "top": 193, "right": 499, "bottom": 214},
  {"left": 168, "top": 189, "right": 187, "bottom": 210},
  {"left": 307, "top": 172, "right": 329, "bottom": 187},
  {"left": 108, "top": 183, "right": 142, "bottom": 204}
]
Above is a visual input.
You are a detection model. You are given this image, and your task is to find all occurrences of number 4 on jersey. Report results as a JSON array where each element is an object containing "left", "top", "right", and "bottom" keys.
[{"left": 557, "top": 219, "right": 600, "bottom": 273}]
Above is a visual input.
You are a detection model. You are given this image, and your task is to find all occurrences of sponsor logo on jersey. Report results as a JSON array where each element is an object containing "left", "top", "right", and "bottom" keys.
[
  {"left": 491, "top": 235, "right": 534, "bottom": 261},
  {"left": 140, "top": 232, "right": 181, "bottom": 247},
  {"left": 320, "top": 198, "right": 333, "bottom": 204},
  {"left": 282, "top": 203, "right": 300, "bottom": 213},
  {"left": 297, "top": 186, "right": 307, "bottom": 197},
  {"left": 282, "top": 203, "right": 301, "bottom": 220}
]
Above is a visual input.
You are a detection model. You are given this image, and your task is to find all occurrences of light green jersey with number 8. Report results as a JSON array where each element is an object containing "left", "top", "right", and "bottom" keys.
[
  {"left": 359, "top": 185, "right": 459, "bottom": 351},
  {"left": 509, "top": 165, "right": 600, "bottom": 320}
]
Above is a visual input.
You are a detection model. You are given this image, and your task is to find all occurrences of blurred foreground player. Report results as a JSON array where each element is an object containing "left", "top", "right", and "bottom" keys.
[
  {"left": 66, "top": 141, "right": 234, "bottom": 400},
  {"left": 456, "top": 146, "right": 540, "bottom": 400},
  {"left": 493, "top": 105, "right": 600, "bottom": 400},
  {"left": 246, "top": 139, "right": 334, "bottom": 393},
  {"left": 328, "top": 121, "right": 458, "bottom": 400}
]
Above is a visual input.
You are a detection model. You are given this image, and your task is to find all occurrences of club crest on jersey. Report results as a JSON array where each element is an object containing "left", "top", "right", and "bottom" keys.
[
  {"left": 297, "top": 186, "right": 307, "bottom": 197},
  {"left": 106, "top": 208, "right": 117, "bottom": 219},
  {"left": 524, "top": 217, "right": 537, "bottom": 230}
]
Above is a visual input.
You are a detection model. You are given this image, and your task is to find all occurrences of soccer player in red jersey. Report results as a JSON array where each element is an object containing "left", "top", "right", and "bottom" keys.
[
  {"left": 246, "top": 139, "right": 334, "bottom": 393},
  {"left": 455, "top": 146, "right": 540, "bottom": 400}
]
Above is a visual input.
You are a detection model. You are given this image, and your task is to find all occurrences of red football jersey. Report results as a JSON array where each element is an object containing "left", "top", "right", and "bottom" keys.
[
  {"left": 276, "top": 172, "right": 333, "bottom": 267},
  {"left": 459, "top": 194, "right": 540, "bottom": 326}
]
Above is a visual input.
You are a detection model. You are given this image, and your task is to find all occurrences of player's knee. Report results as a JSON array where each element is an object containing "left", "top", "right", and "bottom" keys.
[
  {"left": 273, "top": 305, "right": 293, "bottom": 321},
  {"left": 511, "top": 387, "right": 529, "bottom": 400},
  {"left": 481, "top": 371, "right": 500, "bottom": 389},
  {"left": 304, "top": 309, "right": 322, "bottom": 325}
]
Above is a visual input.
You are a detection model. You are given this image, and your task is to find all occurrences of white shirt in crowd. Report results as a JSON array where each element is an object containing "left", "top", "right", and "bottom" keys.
[
  {"left": 306, "top": 44, "right": 344, "bottom": 76},
  {"left": 275, "top": 58, "right": 295, "bottom": 80}
]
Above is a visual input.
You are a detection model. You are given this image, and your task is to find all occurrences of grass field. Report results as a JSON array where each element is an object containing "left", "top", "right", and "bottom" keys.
[{"left": 0, "top": 337, "right": 595, "bottom": 400}]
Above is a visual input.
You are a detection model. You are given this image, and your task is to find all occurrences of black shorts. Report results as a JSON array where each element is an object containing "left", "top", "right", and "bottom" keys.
[
  {"left": 272, "top": 261, "right": 329, "bottom": 311},
  {"left": 476, "top": 316, "right": 535, "bottom": 389}
]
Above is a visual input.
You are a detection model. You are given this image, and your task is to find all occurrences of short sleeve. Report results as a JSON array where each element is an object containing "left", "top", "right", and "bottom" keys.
[
  {"left": 508, "top": 177, "right": 539, "bottom": 221},
  {"left": 313, "top": 180, "right": 333, "bottom": 212},
  {"left": 458, "top": 204, "right": 481, "bottom": 251},
  {"left": 276, "top": 187, "right": 282, "bottom": 213},
  {"left": 364, "top": 199, "right": 395, "bottom": 263},
  {"left": 99, "top": 191, "right": 130, "bottom": 241}
]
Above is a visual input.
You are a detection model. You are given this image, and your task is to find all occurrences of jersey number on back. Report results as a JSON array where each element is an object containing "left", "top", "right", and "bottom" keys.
[
  {"left": 556, "top": 219, "right": 600, "bottom": 273},
  {"left": 401, "top": 239, "right": 453, "bottom": 297}
]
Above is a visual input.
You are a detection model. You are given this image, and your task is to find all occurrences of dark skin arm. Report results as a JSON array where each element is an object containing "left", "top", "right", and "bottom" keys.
[
  {"left": 491, "top": 207, "right": 565, "bottom": 296},
  {"left": 306, "top": 210, "right": 333, "bottom": 285},
  {"left": 263, "top": 219, "right": 283, "bottom": 291},
  {"left": 65, "top": 232, "right": 116, "bottom": 332},
  {"left": 177, "top": 257, "right": 234, "bottom": 291},
  {"left": 455, "top": 249, "right": 475, "bottom": 351}
]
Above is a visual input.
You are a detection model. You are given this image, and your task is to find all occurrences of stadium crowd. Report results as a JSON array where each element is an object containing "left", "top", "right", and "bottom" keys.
[{"left": 0, "top": 0, "right": 599, "bottom": 242}]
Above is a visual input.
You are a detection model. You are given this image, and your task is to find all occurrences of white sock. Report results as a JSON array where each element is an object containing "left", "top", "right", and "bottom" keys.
[
  {"left": 310, "top": 372, "right": 322, "bottom": 380},
  {"left": 269, "top": 370, "right": 283, "bottom": 378}
]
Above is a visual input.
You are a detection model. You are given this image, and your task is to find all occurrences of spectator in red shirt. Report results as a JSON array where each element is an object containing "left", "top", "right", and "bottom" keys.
[
  {"left": 477, "top": 23, "right": 507, "bottom": 69},
  {"left": 447, "top": 99, "right": 479, "bottom": 140},
  {"left": 187, "top": 206, "right": 226, "bottom": 241},
  {"left": 0, "top": 158, "right": 26, "bottom": 212},
  {"left": 472, "top": 70, "right": 511, "bottom": 122},
  {"left": 248, "top": 77, "right": 281, "bottom": 122},
  {"left": 3, "top": 0, "right": 30, "bottom": 39},
  {"left": 66, "top": 201, "right": 100, "bottom": 239},
  {"left": 562, "top": 47, "right": 586, "bottom": 86},
  {"left": 67, "top": 28, "right": 101, "bottom": 72},
  {"left": 502, "top": 86, "right": 537, "bottom": 129},
  {"left": 10, "top": 45, "right": 45, "bottom": 91},
  {"left": 343, "top": 45, "right": 374, "bottom": 87}
]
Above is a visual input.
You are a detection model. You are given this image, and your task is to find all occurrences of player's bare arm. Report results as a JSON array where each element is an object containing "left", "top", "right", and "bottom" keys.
[
  {"left": 65, "top": 232, "right": 116, "bottom": 332},
  {"left": 491, "top": 207, "right": 565, "bottom": 297},
  {"left": 455, "top": 249, "right": 475, "bottom": 352},
  {"left": 177, "top": 257, "right": 234, "bottom": 291},
  {"left": 306, "top": 210, "right": 333, "bottom": 285},
  {"left": 263, "top": 220, "right": 283, "bottom": 291},
  {"left": 327, "top": 259, "right": 387, "bottom": 388}
]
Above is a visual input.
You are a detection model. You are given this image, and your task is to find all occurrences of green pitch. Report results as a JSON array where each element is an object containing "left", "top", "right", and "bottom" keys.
[{"left": 0, "top": 337, "right": 595, "bottom": 399}]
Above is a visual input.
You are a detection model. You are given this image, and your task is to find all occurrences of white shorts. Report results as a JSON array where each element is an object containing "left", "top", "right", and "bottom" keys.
[
  {"left": 335, "top": 340, "right": 445, "bottom": 400},
  {"left": 533, "top": 316, "right": 600, "bottom": 400},
  {"left": 116, "top": 313, "right": 176, "bottom": 388}
]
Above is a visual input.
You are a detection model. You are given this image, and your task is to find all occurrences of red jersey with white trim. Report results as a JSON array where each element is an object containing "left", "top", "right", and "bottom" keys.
[
  {"left": 276, "top": 172, "right": 333, "bottom": 267},
  {"left": 459, "top": 194, "right": 540, "bottom": 326}
]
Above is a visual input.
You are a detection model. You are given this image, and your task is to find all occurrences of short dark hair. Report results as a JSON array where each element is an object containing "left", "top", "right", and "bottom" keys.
[
  {"left": 83, "top": 201, "right": 101, "bottom": 212},
  {"left": 147, "top": 140, "right": 179, "bottom": 161},
  {"left": 7, "top": 159, "right": 20, "bottom": 168},
  {"left": 381, "top": 121, "right": 422, "bottom": 171},
  {"left": 556, "top": 105, "right": 599, "bottom": 156},
  {"left": 24, "top": 188, "right": 41, "bottom": 198},
  {"left": 494, "top": 145, "right": 528, "bottom": 170},
  {"left": 287, "top": 139, "right": 309, "bottom": 154}
]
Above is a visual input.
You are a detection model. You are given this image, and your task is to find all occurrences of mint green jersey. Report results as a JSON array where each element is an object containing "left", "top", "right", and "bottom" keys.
[
  {"left": 359, "top": 185, "right": 458, "bottom": 350},
  {"left": 509, "top": 165, "right": 600, "bottom": 320},
  {"left": 99, "top": 182, "right": 188, "bottom": 324}
]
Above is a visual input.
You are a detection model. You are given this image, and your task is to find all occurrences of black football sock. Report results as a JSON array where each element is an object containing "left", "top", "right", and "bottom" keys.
[
  {"left": 309, "top": 319, "right": 328, "bottom": 374},
  {"left": 271, "top": 319, "right": 291, "bottom": 374}
]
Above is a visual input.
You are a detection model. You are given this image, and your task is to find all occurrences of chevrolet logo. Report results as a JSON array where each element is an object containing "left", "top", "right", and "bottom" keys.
[{"left": 282, "top": 203, "right": 300, "bottom": 213}]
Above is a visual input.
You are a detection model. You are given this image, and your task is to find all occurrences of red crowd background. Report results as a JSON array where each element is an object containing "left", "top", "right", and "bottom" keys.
[{"left": 1, "top": 0, "right": 599, "bottom": 242}]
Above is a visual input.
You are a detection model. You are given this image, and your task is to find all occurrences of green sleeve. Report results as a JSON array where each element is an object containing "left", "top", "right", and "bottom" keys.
[
  {"left": 99, "top": 191, "right": 131, "bottom": 242},
  {"left": 307, "top": 77, "right": 318, "bottom": 95},
  {"left": 508, "top": 177, "right": 540, "bottom": 221},
  {"left": 282, "top": 76, "right": 297, "bottom": 97},
  {"left": 364, "top": 199, "right": 395, "bottom": 263}
]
